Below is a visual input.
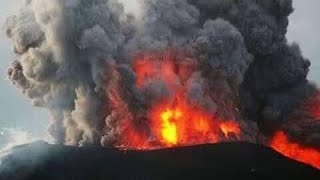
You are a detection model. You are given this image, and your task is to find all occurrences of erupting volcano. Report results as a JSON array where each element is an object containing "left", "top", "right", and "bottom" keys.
[{"left": 3, "top": 0, "right": 320, "bottom": 173}]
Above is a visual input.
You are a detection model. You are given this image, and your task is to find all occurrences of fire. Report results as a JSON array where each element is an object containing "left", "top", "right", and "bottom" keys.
[
  {"left": 150, "top": 97, "right": 220, "bottom": 147},
  {"left": 117, "top": 50, "right": 242, "bottom": 149},
  {"left": 219, "top": 121, "right": 241, "bottom": 138},
  {"left": 270, "top": 131, "right": 320, "bottom": 169},
  {"left": 160, "top": 109, "right": 179, "bottom": 145}
]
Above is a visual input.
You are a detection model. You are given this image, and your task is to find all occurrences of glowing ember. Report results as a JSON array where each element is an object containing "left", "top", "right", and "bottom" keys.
[
  {"left": 270, "top": 131, "right": 320, "bottom": 169},
  {"left": 219, "top": 121, "right": 241, "bottom": 138}
]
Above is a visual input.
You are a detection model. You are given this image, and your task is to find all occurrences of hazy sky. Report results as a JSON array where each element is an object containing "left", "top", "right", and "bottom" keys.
[{"left": 0, "top": 0, "right": 319, "bottom": 146}]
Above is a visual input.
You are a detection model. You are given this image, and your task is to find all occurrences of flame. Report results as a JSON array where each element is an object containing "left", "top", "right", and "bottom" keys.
[
  {"left": 160, "top": 109, "right": 179, "bottom": 145},
  {"left": 270, "top": 131, "right": 320, "bottom": 169},
  {"left": 116, "top": 51, "right": 242, "bottom": 149},
  {"left": 150, "top": 97, "right": 221, "bottom": 147},
  {"left": 219, "top": 121, "right": 241, "bottom": 138}
]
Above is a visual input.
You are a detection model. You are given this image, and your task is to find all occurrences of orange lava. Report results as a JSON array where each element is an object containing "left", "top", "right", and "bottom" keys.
[
  {"left": 150, "top": 97, "right": 220, "bottom": 147},
  {"left": 160, "top": 109, "right": 179, "bottom": 145},
  {"left": 219, "top": 121, "right": 241, "bottom": 138},
  {"left": 270, "top": 131, "right": 320, "bottom": 169},
  {"left": 117, "top": 50, "right": 242, "bottom": 149}
]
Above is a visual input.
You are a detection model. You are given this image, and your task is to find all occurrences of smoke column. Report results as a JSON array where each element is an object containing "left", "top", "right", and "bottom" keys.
[{"left": 4, "top": 0, "right": 320, "bottom": 156}]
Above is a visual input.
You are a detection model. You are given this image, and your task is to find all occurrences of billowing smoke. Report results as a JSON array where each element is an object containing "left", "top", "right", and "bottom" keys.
[
  {"left": 4, "top": 0, "right": 320, "bottom": 149},
  {"left": 6, "top": 0, "right": 129, "bottom": 145}
]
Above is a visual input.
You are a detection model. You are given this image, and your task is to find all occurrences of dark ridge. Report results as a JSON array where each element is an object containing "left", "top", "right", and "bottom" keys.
[{"left": 0, "top": 141, "right": 319, "bottom": 180}]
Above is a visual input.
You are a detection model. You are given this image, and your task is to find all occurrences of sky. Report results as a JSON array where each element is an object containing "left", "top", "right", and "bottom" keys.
[{"left": 0, "top": 0, "right": 319, "bottom": 148}]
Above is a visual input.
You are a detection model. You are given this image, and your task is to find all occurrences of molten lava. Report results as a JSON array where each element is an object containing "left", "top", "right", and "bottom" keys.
[
  {"left": 117, "top": 51, "right": 242, "bottom": 149},
  {"left": 160, "top": 109, "right": 179, "bottom": 145},
  {"left": 270, "top": 131, "right": 320, "bottom": 169},
  {"left": 117, "top": 51, "right": 320, "bottom": 172},
  {"left": 219, "top": 121, "right": 241, "bottom": 138},
  {"left": 150, "top": 97, "right": 220, "bottom": 147}
]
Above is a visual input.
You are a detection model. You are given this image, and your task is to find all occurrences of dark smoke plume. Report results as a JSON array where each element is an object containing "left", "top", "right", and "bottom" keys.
[{"left": 4, "top": 0, "right": 320, "bottom": 148}]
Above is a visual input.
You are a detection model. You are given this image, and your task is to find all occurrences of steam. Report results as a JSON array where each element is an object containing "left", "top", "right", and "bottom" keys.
[
  {"left": 4, "top": 0, "right": 320, "bottom": 148},
  {"left": 0, "top": 128, "right": 42, "bottom": 152}
]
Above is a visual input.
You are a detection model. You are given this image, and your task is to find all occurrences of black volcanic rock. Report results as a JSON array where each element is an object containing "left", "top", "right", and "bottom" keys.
[{"left": 0, "top": 141, "right": 319, "bottom": 180}]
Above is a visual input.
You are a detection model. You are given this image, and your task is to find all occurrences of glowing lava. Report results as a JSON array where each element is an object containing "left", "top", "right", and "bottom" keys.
[
  {"left": 160, "top": 109, "right": 179, "bottom": 145},
  {"left": 270, "top": 131, "right": 320, "bottom": 169},
  {"left": 150, "top": 97, "right": 221, "bottom": 147},
  {"left": 219, "top": 121, "right": 241, "bottom": 138},
  {"left": 122, "top": 51, "right": 242, "bottom": 149}
]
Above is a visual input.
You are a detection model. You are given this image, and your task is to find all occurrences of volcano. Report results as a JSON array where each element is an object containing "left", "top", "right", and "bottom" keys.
[
  {"left": 3, "top": 0, "right": 320, "bottom": 179},
  {"left": 0, "top": 141, "right": 319, "bottom": 180}
]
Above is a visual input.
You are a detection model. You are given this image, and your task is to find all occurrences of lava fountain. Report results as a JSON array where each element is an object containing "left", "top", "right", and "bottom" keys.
[{"left": 114, "top": 50, "right": 242, "bottom": 150}]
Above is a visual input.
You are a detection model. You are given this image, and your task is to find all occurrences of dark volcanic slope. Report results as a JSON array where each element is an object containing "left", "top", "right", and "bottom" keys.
[{"left": 0, "top": 142, "right": 319, "bottom": 180}]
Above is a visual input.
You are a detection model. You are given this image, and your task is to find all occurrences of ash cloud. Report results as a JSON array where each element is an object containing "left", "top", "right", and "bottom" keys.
[
  {"left": 6, "top": 0, "right": 129, "bottom": 145},
  {"left": 4, "top": 0, "right": 320, "bottom": 148}
]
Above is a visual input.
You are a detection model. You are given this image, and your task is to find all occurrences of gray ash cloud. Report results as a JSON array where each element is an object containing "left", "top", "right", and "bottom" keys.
[{"left": 4, "top": 0, "right": 320, "bottom": 148}]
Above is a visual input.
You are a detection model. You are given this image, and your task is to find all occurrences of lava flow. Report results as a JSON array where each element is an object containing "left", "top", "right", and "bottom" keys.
[{"left": 270, "top": 131, "right": 320, "bottom": 169}]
